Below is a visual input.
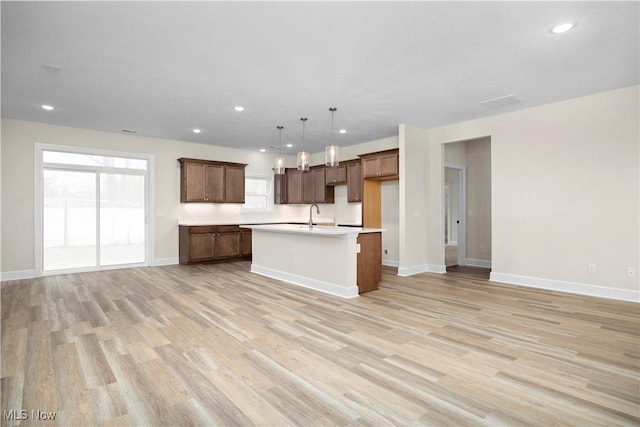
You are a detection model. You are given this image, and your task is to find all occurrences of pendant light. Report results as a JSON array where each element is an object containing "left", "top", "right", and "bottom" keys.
[
  {"left": 297, "top": 117, "right": 309, "bottom": 171},
  {"left": 273, "top": 125, "right": 285, "bottom": 175},
  {"left": 325, "top": 107, "right": 340, "bottom": 167}
]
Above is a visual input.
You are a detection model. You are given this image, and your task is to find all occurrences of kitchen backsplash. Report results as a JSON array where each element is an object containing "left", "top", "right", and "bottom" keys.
[{"left": 177, "top": 186, "right": 362, "bottom": 225}]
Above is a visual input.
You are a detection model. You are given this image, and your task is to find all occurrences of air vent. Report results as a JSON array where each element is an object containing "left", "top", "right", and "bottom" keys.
[
  {"left": 43, "top": 64, "right": 61, "bottom": 72},
  {"left": 479, "top": 95, "right": 521, "bottom": 109},
  {"left": 121, "top": 129, "right": 137, "bottom": 134}
]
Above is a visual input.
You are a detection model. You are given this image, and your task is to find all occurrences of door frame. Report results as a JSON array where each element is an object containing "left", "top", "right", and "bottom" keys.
[
  {"left": 445, "top": 162, "right": 466, "bottom": 266},
  {"left": 34, "top": 143, "right": 155, "bottom": 276}
]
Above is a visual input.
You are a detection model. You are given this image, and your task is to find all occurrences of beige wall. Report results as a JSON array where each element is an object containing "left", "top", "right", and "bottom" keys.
[
  {"left": 398, "top": 124, "right": 432, "bottom": 275},
  {"left": 0, "top": 119, "right": 392, "bottom": 275},
  {"left": 426, "top": 85, "right": 639, "bottom": 299}
]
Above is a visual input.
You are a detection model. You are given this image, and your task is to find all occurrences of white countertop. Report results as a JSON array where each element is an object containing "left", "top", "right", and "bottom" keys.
[
  {"left": 178, "top": 218, "right": 363, "bottom": 227},
  {"left": 242, "top": 223, "right": 383, "bottom": 237}
]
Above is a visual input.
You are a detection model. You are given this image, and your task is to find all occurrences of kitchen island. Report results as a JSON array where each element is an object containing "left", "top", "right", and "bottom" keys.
[{"left": 242, "top": 224, "right": 383, "bottom": 298}]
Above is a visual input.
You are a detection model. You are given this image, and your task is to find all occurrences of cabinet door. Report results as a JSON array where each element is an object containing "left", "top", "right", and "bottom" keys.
[
  {"left": 273, "top": 174, "right": 287, "bottom": 204},
  {"left": 313, "top": 168, "right": 326, "bottom": 202},
  {"left": 241, "top": 229, "right": 252, "bottom": 256},
  {"left": 183, "top": 162, "right": 207, "bottom": 202},
  {"left": 325, "top": 165, "right": 346, "bottom": 185},
  {"left": 347, "top": 162, "right": 362, "bottom": 202},
  {"left": 379, "top": 152, "right": 399, "bottom": 177},
  {"left": 205, "top": 164, "right": 225, "bottom": 202},
  {"left": 356, "top": 232, "right": 382, "bottom": 293},
  {"left": 302, "top": 171, "right": 314, "bottom": 204},
  {"left": 189, "top": 232, "right": 215, "bottom": 261},
  {"left": 361, "top": 157, "right": 380, "bottom": 178},
  {"left": 225, "top": 165, "right": 245, "bottom": 203},
  {"left": 215, "top": 232, "right": 241, "bottom": 259},
  {"left": 286, "top": 170, "right": 303, "bottom": 204}
]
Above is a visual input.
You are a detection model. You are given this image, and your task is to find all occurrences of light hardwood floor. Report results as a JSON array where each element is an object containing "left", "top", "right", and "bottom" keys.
[{"left": 1, "top": 262, "right": 638, "bottom": 426}]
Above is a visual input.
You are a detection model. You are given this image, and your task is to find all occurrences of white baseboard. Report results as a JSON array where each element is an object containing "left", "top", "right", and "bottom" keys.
[
  {"left": 382, "top": 259, "right": 399, "bottom": 267},
  {"left": 397, "top": 264, "right": 428, "bottom": 277},
  {"left": 0, "top": 270, "right": 37, "bottom": 281},
  {"left": 465, "top": 258, "right": 492, "bottom": 268},
  {"left": 250, "top": 264, "right": 359, "bottom": 299},
  {"left": 490, "top": 272, "right": 640, "bottom": 303},
  {"left": 397, "top": 264, "right": 447, "bottom": 276},
  {"left": 427, "top": 264, "right": 447, "bottom": 274},
  {"left": 153, "top": 257, "right": 179, "bottom": 266}
]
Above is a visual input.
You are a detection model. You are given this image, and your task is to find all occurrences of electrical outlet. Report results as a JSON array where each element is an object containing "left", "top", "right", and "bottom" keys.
[
  {"left": 588, "top": 263, "right": 596, "bottom": 274},
  {"left": 480, "top": 245, "right": 485, "bottom": 253},
  {"left": 628, "top": 267, "right": 636, "bottom": 277}
]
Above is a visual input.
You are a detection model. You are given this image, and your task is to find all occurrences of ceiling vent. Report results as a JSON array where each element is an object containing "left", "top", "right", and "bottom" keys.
[{"left": 479, "top": 94, "right": 521, "bottom": 109}]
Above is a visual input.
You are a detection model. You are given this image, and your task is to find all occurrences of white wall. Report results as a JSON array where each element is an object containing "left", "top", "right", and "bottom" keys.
[{"left": 424, "top": 85, "right": 639, "bottom": 301}]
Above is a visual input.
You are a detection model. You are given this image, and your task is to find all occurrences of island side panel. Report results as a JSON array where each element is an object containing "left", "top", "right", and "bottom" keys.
[
  {"left": 250, "top": 229, "right": 358, "bottom": 298},
  {"left": 357, "top": 232, "right": 382, "bottom": 293}
]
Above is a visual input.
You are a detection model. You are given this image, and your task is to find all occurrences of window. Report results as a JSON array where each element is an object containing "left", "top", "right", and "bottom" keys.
[
  {"left": 36, "top": 145, "right": 153, "bottom": 275},
  {"left": 242, "top": 174, "right": 272, "bottom": 212}
]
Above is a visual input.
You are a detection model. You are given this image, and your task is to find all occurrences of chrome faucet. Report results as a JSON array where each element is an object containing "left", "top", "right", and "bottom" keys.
[{"left": 309, "top": 203, "right": 320, "bottom": 229}]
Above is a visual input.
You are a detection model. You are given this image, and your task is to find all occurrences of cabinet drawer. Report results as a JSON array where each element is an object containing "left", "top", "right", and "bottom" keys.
[
  {"left": 217, "top": 225, "right": 241, "bottom": 233},
  {"left": 189, "top": 226, "right": 216, "bottom": 234}
]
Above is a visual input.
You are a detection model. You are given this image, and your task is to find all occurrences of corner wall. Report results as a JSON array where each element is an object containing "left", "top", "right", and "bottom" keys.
[{"left": 428, "top": 85, "right": 639, "bottom": 301}]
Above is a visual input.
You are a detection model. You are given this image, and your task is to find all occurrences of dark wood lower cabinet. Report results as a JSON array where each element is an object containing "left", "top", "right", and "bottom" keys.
[
  {"left": 179, "top": 225, "right": 250, "bottom": 264},
  {"left": 241, "top": 229, "right": 252, "bottom": 256}
]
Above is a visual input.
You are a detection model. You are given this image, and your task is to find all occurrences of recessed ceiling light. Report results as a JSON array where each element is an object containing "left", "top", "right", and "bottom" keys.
[
  {"left": 234, "top": 106, "right": 245, "bottom": 112},
  {"left": 286, "top": 143, "right": 293, "bottom": 148},
  {"left": 339, "top": 129, "right": 347, "bottom": 134},
  {"left": 41, "top": 104, "right": 54, "bottom": 111},
  {"left": 259, "top": 148, "right": 266, "bottom": 152},
  {"left": 551, "top": 23, "right": 574, "bottom": 34},
  {"left": 193, "top": 128, "right": 201, "bottom": 134}
]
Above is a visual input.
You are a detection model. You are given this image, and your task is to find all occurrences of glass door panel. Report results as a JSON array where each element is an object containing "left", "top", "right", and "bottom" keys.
[
  {"left": 99, "top": 173, "right": 146, "bottom": 266},
  {"left": 43, "top": 169, "right": 97, "bottom": 271}
]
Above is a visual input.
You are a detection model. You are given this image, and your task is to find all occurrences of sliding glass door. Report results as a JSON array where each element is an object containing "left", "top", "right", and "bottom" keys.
[
  {"left": 38, "top": 146, "right": 152, "bottom": 274},
  {"left": 43, "top": 169, "right": 97, "bottom": 270},
  {"left": 99, "top": 173, "right": 146, "bottom": 266}
]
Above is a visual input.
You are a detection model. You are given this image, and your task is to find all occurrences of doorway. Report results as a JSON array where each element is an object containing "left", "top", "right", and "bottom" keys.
[
  {"left": 443, "top": 137, "right": 492, "bottom": 273},
  {"left": 444, "top": 164, "right": 465, "bottom": 267}
]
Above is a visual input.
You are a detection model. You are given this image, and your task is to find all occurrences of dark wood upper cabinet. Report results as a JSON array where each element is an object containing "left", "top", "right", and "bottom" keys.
[
  {"left": 313, "top": 167, "right": 334, "bottom": 203},
  {"left": 277, "top": 167, "right": 334, "bottom": 204},
  {"left": 273, "top": 174, "right": 287, "bottom": 205},
  {"left": 303, "top": 170, "right": 315, "bottom": 203},
  {"left": 178, "top": 158, "right": 247, "bottom": 203},
  {"left": 347, "top": 161, "right": 362, "bottom": 203},
  {"left": 360, "top": 149, "right": 399, "bottom": 179},
  {"left": 286, "top": 169, "right": 303, "bottom": 204},
  {"left": 224, "top": 164, "right": 245, "bottom": 203},
  {"left": 325, "top": 165, "right": 347, "bottom": 185}
]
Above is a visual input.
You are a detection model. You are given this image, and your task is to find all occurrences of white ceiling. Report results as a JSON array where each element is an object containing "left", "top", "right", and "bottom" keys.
[{"left": 2, "top": 1, "right": 638, "bottom": 155}]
